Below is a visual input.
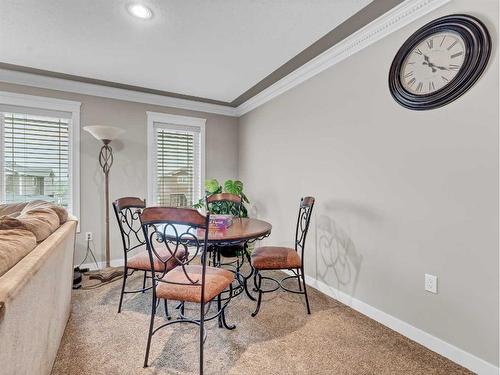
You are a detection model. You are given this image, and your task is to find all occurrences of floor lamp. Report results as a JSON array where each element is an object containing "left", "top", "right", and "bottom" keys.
[{"left": 84, "top": 125, "right": 125, "bottom": 282}]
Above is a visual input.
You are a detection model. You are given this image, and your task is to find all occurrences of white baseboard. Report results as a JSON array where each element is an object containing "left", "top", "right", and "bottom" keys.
[{"left": 291, "top": 271, "right": 499, "bottom": 375}]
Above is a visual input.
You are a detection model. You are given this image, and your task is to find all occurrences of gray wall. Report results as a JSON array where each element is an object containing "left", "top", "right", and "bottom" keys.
[
  {"left": 0, "top": 81, "right": 239, "bottom": 264},
  {"left": 238, "top": 0, "right": 499, "bottom": 367}
]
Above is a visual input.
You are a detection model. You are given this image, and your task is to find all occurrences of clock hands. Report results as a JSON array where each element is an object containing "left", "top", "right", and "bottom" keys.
[{"left": 422, "top": 54, "right": 449, "bottom": 72}]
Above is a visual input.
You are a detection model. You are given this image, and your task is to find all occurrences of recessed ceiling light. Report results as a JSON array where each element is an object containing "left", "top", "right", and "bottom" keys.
[{"left": 127, "top": 4, "right": 153, "bottom": 19}]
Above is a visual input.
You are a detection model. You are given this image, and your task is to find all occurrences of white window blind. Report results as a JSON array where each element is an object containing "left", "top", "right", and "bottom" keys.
[
  {"left": 153, "top": 123, "right": 202, "bottom": 207},
  {"left": 0, "top": 111, "right": 72, "bottom": 210}
]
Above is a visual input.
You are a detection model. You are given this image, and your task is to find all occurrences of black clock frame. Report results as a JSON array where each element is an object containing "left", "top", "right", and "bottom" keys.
[{"left": 389, "top": 14, "right": 491, "bottom": 110}]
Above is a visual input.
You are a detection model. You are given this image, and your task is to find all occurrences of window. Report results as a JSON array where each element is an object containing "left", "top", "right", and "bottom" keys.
[
  {"left": 0, "top": 91, "right": 80, "bottom": 217},
  {"left": 147, "top": 112, "right": 205, "bottom": 207}
]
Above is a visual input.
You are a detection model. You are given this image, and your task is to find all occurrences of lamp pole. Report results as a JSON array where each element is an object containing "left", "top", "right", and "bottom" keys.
[
  {"left": 99, "top": 140, "right": 113, "bottom": 268},
  {"left": 83, "top": 125, "right": 124, "bottom": 282}
]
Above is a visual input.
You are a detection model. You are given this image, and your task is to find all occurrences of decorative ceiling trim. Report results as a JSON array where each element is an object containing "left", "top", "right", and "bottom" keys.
[
  {"left": 235, "top": 0, "right": 452, "bottom": 116},
  {"left": 0, "top": 68, "right": 239, "bottom": 117},
  {"left": 0, "top": 0, "right": 450, "bottom": 118},
  {"left": 0, "top": 62, "right": 232, "bottom": 107}
]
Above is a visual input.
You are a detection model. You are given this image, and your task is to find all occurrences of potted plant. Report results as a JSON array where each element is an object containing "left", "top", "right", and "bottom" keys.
[{"left": 194, "top": 179, "right": 250, "bottom": 217}]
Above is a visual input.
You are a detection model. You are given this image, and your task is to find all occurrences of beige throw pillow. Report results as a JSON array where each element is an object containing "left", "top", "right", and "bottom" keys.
[
  {"left": 21, "top": 200, "right": 68, "bottom": 225},
  {"left": 13, "top": 208, "right": 60, "bottom": 242}
]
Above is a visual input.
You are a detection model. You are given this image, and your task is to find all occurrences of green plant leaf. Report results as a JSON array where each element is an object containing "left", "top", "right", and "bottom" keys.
[
  {"left": 241, "top": 192, "right": 250, "bottom": 203},
  {"left": 224, "top": 179, "right": 243, "bottom": 195},
  {"left": 205, "top": 178, "right": 220, "bottom": 194}
]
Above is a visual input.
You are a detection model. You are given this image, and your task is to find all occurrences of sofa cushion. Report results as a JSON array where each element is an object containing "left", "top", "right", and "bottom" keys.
[
  {"left": 21, "top": 200, "right": 68, "bottom": 225},
  {"left": 0, "top": 216, "right": 30, "bottom": 231},
  {"left": 0, "top": 202, "right": 29, "bottom": 218},
  {"left": 1, "top": 209, "right": 59, "bottom": 243},
  {"left": 0, "top": 228, "right": 37, "bottom": 277}
]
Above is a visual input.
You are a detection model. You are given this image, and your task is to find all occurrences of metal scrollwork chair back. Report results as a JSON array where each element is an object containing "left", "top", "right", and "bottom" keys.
[
  {"left": 112, "top": 197, "right": 151, "bottom": 313},
  {"left": 206, "top": 192, "right": 243, "bottom": 217},
  {"left": 205, "top": 192, "right": 252, "bottom": 298},
  {"left": 205, "top": 192, "right": 244, "bottom": 263},
  {"left": 140, "top": 207, "right": 235, "bottom": 374},
  {"left": 295, "top": 196, "right": 315, "bottom": 259},
  {"left": 250, "top": 196, "right": 315, "bottom": 317}
]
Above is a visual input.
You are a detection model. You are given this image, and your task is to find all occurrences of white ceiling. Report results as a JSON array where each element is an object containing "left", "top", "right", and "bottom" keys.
[{"left": 0, "top": 0, "right": 371, "bottom": 102}]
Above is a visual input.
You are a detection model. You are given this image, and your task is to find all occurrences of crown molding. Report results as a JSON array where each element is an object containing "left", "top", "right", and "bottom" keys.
[
  {"left": 0, "top": 68, "right": 239, "bottom": 117},
  {"left": 235, "top": 0, "right": 451, "bottom": 116},
  {"left": 0, "top": 0, "right": 450, "bottom": 119}
]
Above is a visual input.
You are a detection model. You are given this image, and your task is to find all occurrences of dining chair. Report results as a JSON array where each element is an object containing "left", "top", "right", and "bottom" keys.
[
  {"left": 250, "top": 196, "right": 315, "bottom": 317},
  {"left": 140, "top": 207, "right": 236, "bottom": 374},
  {"left": 206, "top": 193, "right": 245, "bottom": 266},
  {"left": 112, "top": 197, "right": 186, "bottom": 314}
]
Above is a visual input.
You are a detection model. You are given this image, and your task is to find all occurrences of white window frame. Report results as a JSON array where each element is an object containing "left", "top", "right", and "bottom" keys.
[
  {"left": 147, "top": 111, "right": 206, "bottom": 206},
  {"left": 0, "top": 91, "right": 81, "bottom": 222}
]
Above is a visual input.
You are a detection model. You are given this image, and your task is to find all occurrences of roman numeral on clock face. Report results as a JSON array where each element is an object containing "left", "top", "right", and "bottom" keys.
[
  {"left": 407, "top": 78, "right": 416, "bottom": 87},
  {"left": 416, "top": 82, "right": 423, "bottom": 93},
  {"left": 426, "top": 39, "right": 433, "bottom": 49},
  {"left": 429, "top": 81, "right": 435, "bottom": 91},
  {"left": 447, "top": 40, "right": 458, "bottom": 50},
  {"left": 451, "top": 51, "right": 463, "bottom": 59}
]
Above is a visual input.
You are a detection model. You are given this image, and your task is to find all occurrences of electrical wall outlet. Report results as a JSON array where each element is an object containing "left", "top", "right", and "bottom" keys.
[
  {"left": 85, "top": 232, "right": 93, "bottom": 241},
  {"left": 425, "top": 274, "right": 438, "bottom": 294}
]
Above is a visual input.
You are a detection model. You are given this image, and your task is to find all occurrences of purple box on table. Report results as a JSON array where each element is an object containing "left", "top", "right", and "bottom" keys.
[{"left": 209, "top": 214, "right": 233, "bottom": 229}]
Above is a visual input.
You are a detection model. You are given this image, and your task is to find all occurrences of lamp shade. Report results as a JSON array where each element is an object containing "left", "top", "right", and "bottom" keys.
[{"left": 84, "top": 125, "right": 125, "bottom": 142}]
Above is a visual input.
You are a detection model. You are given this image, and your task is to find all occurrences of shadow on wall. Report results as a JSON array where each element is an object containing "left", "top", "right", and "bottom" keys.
[{"left": 313, "top": 200, "right": 385, "bottom": 302}]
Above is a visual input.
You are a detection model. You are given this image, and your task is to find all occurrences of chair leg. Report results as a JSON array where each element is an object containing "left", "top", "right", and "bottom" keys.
[
  {"left": 143, "top": 292, "right": 157, "bottom": 367},
  {"left": 164, "top": 299, "right": 171, "bottom": 320},
  {"left": 296, "top": 269, "right": 303, "bottom": 292},
  {"left": 142, "top": 271, "right": 147, "bottom": 292},
  {"left": 221, "top": 284, "right": 236, "bottom": 330},
  {"left": 217, "top": 293, "right": 223, "bottom": 328},
  {"left": 118, "top": 267, "right": 128, "bottom": 313},
  {"left": 251, "top": 271, "right": 263, "bottom": 317},
  {"left": 199, "top": 300, "right": 205, "bottom": 375},
  {"left": 180, "top": 301, "right": 185, "bottom": 318},
  {"left": 300, "top": 267, "right": 311, "bottom": 315},
  {"left": 243, "top": 249, "right": 256, "bottom": 301}
]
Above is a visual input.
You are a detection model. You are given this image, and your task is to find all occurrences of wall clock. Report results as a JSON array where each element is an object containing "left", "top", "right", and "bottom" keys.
[{"left": 389, "top": 14, "right": 491, "bottom": 110}]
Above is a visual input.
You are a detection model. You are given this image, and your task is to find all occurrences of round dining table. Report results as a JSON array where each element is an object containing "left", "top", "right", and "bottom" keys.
[{"left": 202, "top": 217, "right": 272, "bottom": 300}]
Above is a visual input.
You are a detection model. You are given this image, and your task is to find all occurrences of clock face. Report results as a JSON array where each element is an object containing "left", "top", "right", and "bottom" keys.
[{"left": 400, "top": 31, "right": 466, "bottom": 95}]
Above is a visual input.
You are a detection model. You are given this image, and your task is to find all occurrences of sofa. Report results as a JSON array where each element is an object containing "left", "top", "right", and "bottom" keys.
[{"left": 0, "top": 201, "right": 77, "bottom": 375}]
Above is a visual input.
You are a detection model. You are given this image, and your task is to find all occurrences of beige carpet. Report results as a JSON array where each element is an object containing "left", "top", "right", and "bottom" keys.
[{"left": 51, "top": 271, "right": 471, "bottom": 375}]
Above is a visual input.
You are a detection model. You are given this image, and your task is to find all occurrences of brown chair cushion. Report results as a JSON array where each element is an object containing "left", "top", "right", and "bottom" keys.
[
  {"left": 251, "top": 246, "right": 302, "bottom": 270},
  {"left": 0, "top": 228, "right": 37, "bottom": 277},
  {"left": 156, "top": 265, "right": 234, "bottom": 303},
  {"left": 128, "top": 247, "right": 188, "bottom": 272},
  {"left": 21, "top": 200, "right": 68, "bottom": 225},
  {"left": 0, "top": 208, "right": 59, "bottom": 242}
]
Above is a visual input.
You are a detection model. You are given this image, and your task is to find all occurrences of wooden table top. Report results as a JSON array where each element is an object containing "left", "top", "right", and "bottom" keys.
[
  {"left": 161, "top": 217, "right": 272, "bottom": 244},
  {"left": 203, "top": 217, "right": 272, "bottom": 243}
]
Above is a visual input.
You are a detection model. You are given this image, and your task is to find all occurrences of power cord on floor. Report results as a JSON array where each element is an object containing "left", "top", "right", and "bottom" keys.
[
  {"left": 74, "top": 238, "right": 123, "bottom": 290},
  {"left": 77, "top": 238, "right": 99, "bottom": 270}
]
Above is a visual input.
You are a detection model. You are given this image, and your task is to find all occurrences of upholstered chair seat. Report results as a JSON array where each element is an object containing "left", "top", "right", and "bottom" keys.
[
  {"left": 249, "top": 196, "right": 315, "bottom": 317},
  {"left": 251, "top": 246, "right": 302, "bottom": 270},
  {"left": 128, "top": 248, "right": 187, "bottom": 272},
  {"left": 156, "top": 265, "right": 234, "bottom": 303}
]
